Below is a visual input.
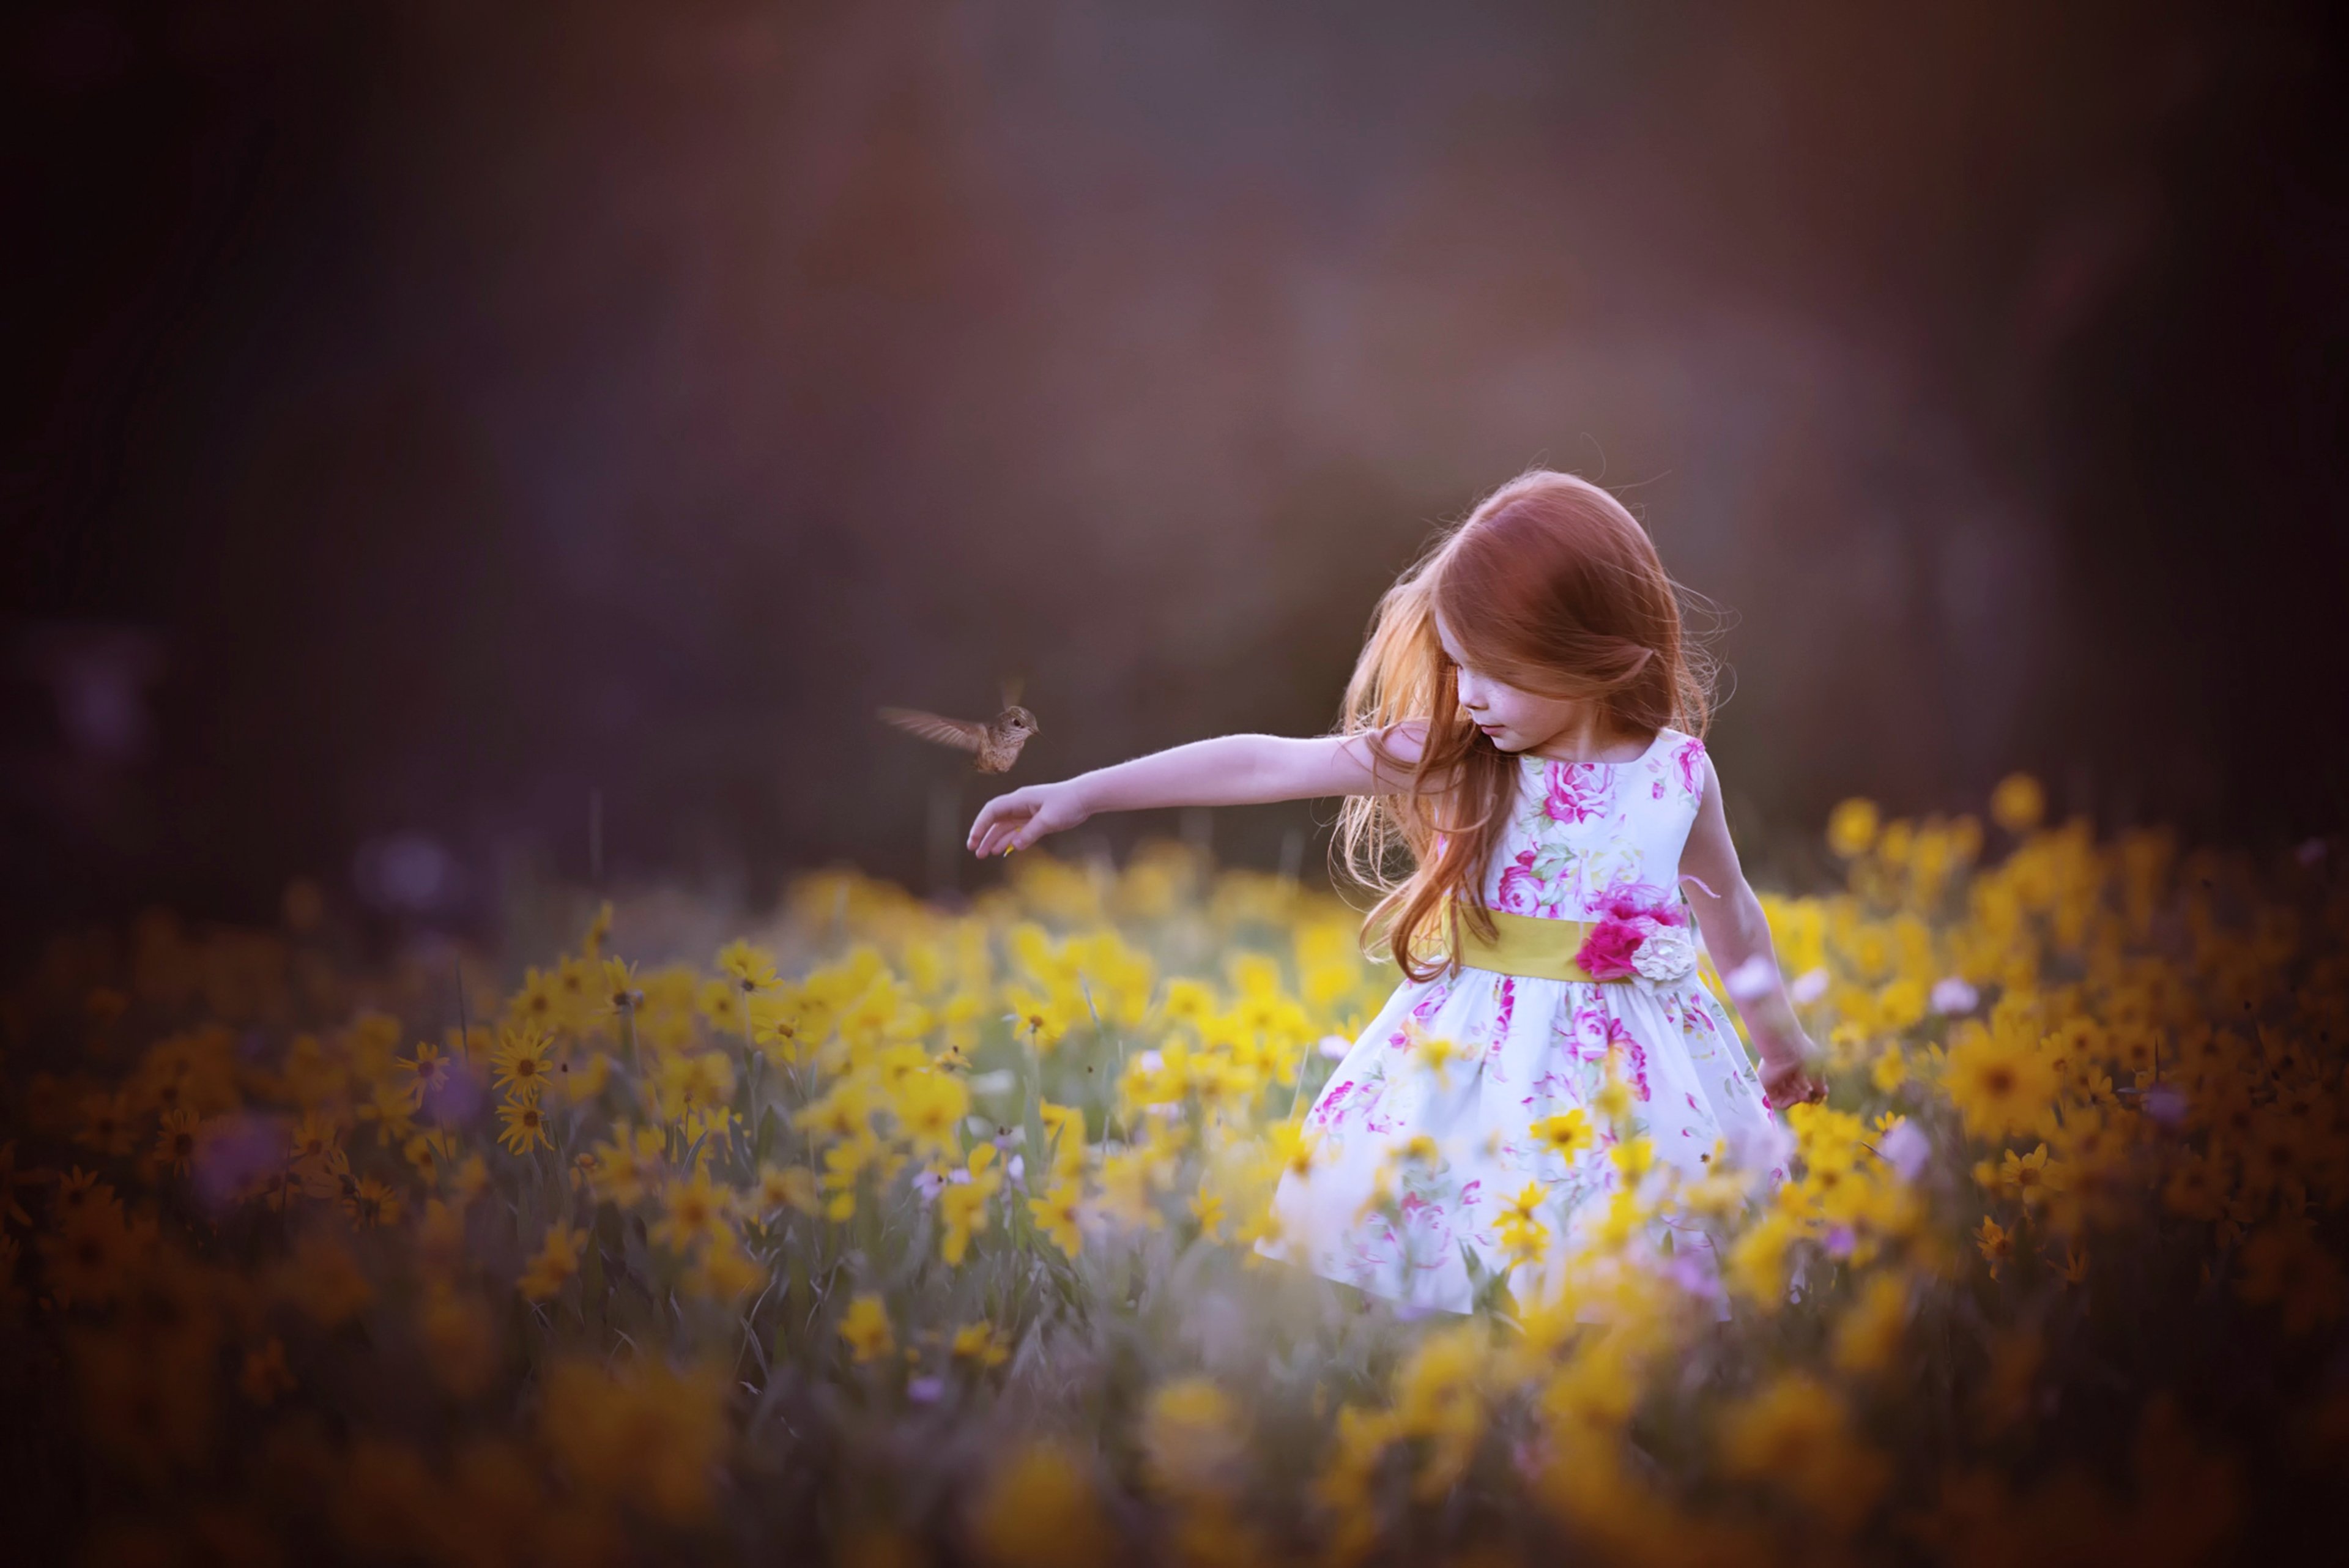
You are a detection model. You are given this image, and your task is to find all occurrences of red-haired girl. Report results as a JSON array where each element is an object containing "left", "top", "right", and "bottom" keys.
[{"left": 967, "top": 470, "right": 1824, "bottom": 1315}]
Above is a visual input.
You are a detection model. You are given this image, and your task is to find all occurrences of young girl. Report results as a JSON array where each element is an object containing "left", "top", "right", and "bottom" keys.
[{"left": 966, "top": 470, "right": 1824, "bottom": 1314}]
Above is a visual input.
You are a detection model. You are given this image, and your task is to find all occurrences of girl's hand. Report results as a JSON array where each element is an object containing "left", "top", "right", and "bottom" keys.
[
  {"left": 968, "top": 782, "right": 1091, "bottom": 858},
  {"left": 1759, "top": 1050, "right": 1827, "bottom": 1112}
]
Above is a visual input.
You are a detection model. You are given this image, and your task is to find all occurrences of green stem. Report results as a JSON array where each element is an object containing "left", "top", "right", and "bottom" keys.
[{"left": 620, "top": 1005, "right": 643, "bottom": 1080}]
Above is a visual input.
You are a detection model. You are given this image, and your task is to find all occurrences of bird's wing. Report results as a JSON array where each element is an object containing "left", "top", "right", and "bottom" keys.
[
  {"left": 879, "top": 707, "right": 989, "bottom": 752},
  {"left": 1000, "top": 674, "right": 1025, "bottom": 708}
]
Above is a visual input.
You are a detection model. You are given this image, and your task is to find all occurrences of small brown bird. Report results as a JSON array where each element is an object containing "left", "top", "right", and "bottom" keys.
[{"left": 879, "top": 702, "right": 1042, "bottom": 773}]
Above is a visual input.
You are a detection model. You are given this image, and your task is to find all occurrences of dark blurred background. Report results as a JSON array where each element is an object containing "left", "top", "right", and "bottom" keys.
[{"left": 5, "top": 0, "right": 2347, "bottom": 946}]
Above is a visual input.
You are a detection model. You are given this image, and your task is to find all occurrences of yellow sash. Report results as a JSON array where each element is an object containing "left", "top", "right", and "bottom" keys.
[{"left": 1446, "top": 910, "right": 1623, "bottom": 983}]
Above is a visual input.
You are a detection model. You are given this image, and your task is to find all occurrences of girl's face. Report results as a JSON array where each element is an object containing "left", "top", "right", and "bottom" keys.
[{"left": 1432, "top": 611, "right": 1589, "bottom": 756}]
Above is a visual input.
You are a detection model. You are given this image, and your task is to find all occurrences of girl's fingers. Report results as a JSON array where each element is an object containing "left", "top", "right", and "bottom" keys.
[
  {"left": 969, "top": 790, "right": 1064, "bottom": 856},
  {"left": 974, "top": 808, "right": 1032, "bottom": 858},
  {"left": 968, "top": 795, "right": 1028, "bottom": 852},
  {"left": 1004, "top": 805, "right": 1065, "bottom": 855}
]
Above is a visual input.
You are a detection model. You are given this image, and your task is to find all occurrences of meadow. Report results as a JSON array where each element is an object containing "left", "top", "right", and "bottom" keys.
[{"left": 2, "top": 775, "right": 2343, "bottom": 1566}]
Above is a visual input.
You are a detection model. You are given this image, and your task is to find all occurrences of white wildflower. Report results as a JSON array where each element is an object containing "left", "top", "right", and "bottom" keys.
[{"left": 1928, "top": 976, "right": 1979, "bottom": 1015}]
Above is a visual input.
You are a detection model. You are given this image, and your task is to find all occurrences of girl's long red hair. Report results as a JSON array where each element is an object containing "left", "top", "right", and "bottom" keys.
[{"left": 1334, "top": 470, "right": 1716, "bottom": 981}]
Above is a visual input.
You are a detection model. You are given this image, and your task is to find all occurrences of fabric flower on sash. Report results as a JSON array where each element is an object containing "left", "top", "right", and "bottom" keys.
[{"left": 1572, "top": 884, "right": 1699, "bottom": 988}]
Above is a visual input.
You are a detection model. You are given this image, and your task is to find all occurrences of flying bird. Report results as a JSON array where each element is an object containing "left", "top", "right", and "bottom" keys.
[{"left": 878, "top": 701, "right": 1042, "bottom": 774}]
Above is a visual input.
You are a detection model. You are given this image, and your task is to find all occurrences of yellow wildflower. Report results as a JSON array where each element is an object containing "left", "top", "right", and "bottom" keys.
[
  {"left": 1990, "top": 772, "right": 2045, "bottom": 834},
  {"left": 1831, "top": 1272, "right": 1911, "bottom": 1375},
  {"left": 1140, "top": 1377, "right": 1247, "bottom": 1499},
  {"left": 1409, "top": 1027, "right": 1466, "bottom": 1088},
  {"left": 652, "top": 1169, "right": 731, "bottom": 1254},
  {"left": 1942, "top": 1023, "right": 2057, "bottom": 1141},
  {"left": 1591, "top": 1073, "right": 1635, "bottom": 1127},
  {"left": 894, "top": 1072, "right": 971, "bottom": 1158},
  {"left": 152, "top": 1108, "right": 202, "bottom": 1176},
  {"left": 520, "top": 1225, "right": 587, "bottom": 1301},
  {"left": 952, "top": 1320, "right": 1013, "bottom": 1368},
  {"left": 1726, "top": 1211, "right": 1799, "bottom": 1309},
  {"left": 1040, "top": 1100, "right": 1090, "bottom": 1178},
  {"left": 489, "top": 1026, "right": 554, "bottom": 1102},
  {"left": 1031, "top": 1179, "right": 1084, "bottom": 1255},
  {"left": 1871, "top": 1044, "right": 1909, "bottom": 1094},
  {"left": 1530, "top": 1108, "right": 1595, "bottom": 1161},
  {"left": 751, "top": 1163, "right": 821, "bottom": 1219},
  {"left": 1983, "top": 1143, "right": 2058, "bottom": 1209},
  {"left": 968, "top": 1440, "right": 1110, "bottom": 1568},
  {"left": 1609, "top": 1135, "right": 1656, "bottom": 1183},
  {"left": 1006, "top": 985, "right": 1079, "bottom": 1053},
  {"left": 288, "top": 1110, "right": 343, "bottom": 1169},
  {"left": 587, "top": 1125, "right": 664, "bottom": 1206},
  {"left": 1827, "top": 797, "right": 1880, "bottom": 858},
  {"left": 691, "top": 1234, "right": 765, "bottom": 1301},
  {"left": 1717, "top": 1372, "right": 1887, "bottom": 1531},
  {"left": 540, "top": 1357, "right": 725, "bottom": 1525},
  {"left": 341, "top": 1175, "right": 402, "bottom": 1229},
  {"left": 495, "top": 1098, "right": 552, "bottom": 1156},
  {"left": 1975, "top": 1216, "right": 2012, "bottom": 1278},
  {"left": 716, "top": 939, "right": 779, "bottom": 992},
  {"left": 938, "top": 1145, "right": 1006, "bottom": 1265},
  {"left": 840, "top": 1293, "right": 894, "bottom": 1363},
  {"left": 505, "top": 968, "right": 563, "bottom": 1034}
]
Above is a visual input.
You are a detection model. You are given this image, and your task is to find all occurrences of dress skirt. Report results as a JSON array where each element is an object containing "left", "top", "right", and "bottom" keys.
[{"left": 1255, "top": 961, "right": 1787, "bottom": 1315}]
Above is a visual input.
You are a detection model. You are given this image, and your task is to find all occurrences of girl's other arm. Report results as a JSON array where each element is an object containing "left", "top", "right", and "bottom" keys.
[
  {"left": 967, "top": 726, "right": 1426, "bottom": 858},
  {"left": 1678, "top": 752, "right": 1828, "bottom": 1110}
]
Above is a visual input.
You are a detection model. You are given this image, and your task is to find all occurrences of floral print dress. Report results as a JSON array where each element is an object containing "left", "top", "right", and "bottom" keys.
[{"left": 1255, "top": 727, "right": 1785, "bottom": 1314}]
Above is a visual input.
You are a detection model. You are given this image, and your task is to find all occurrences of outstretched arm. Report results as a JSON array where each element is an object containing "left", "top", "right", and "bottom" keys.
[
  {"left": 1678, "top": 752, "right": 1828, "bottom": 1110},
  {"left": 967, "top": 726, "right": 1426, "bottom": 858}
]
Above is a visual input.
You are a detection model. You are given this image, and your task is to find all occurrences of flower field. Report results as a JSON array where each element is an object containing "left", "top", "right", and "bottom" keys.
[{"left": 3, "top": 777, "right": 2345, "bottom": 1566}]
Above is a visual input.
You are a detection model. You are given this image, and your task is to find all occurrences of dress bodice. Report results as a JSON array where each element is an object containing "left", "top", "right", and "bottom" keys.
[{"left": 1479, "top": 726, "right": 1710, "bottom": 921}]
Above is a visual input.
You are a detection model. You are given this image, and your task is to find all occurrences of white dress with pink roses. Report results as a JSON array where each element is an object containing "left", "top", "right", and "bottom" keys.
[{"left": 1255, "top": 727, "right": 1785, "bottom": 1315}]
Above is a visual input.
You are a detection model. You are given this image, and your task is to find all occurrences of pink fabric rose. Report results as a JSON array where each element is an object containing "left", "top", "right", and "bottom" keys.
[
  {"left": 1576, "top": 882, "right": 1701, "bottom": 984},
  {"left": 1591, "top": 883, "right": 1687, "bottom": 927},
  {"left": 1574, "top": 918, "right": 1646, "bottom": 979}
]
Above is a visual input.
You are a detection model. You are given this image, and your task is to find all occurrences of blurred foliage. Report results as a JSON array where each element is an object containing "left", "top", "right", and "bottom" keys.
[{"left": 2, "top": 776, "right": 2346, "bottom": 1565}]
